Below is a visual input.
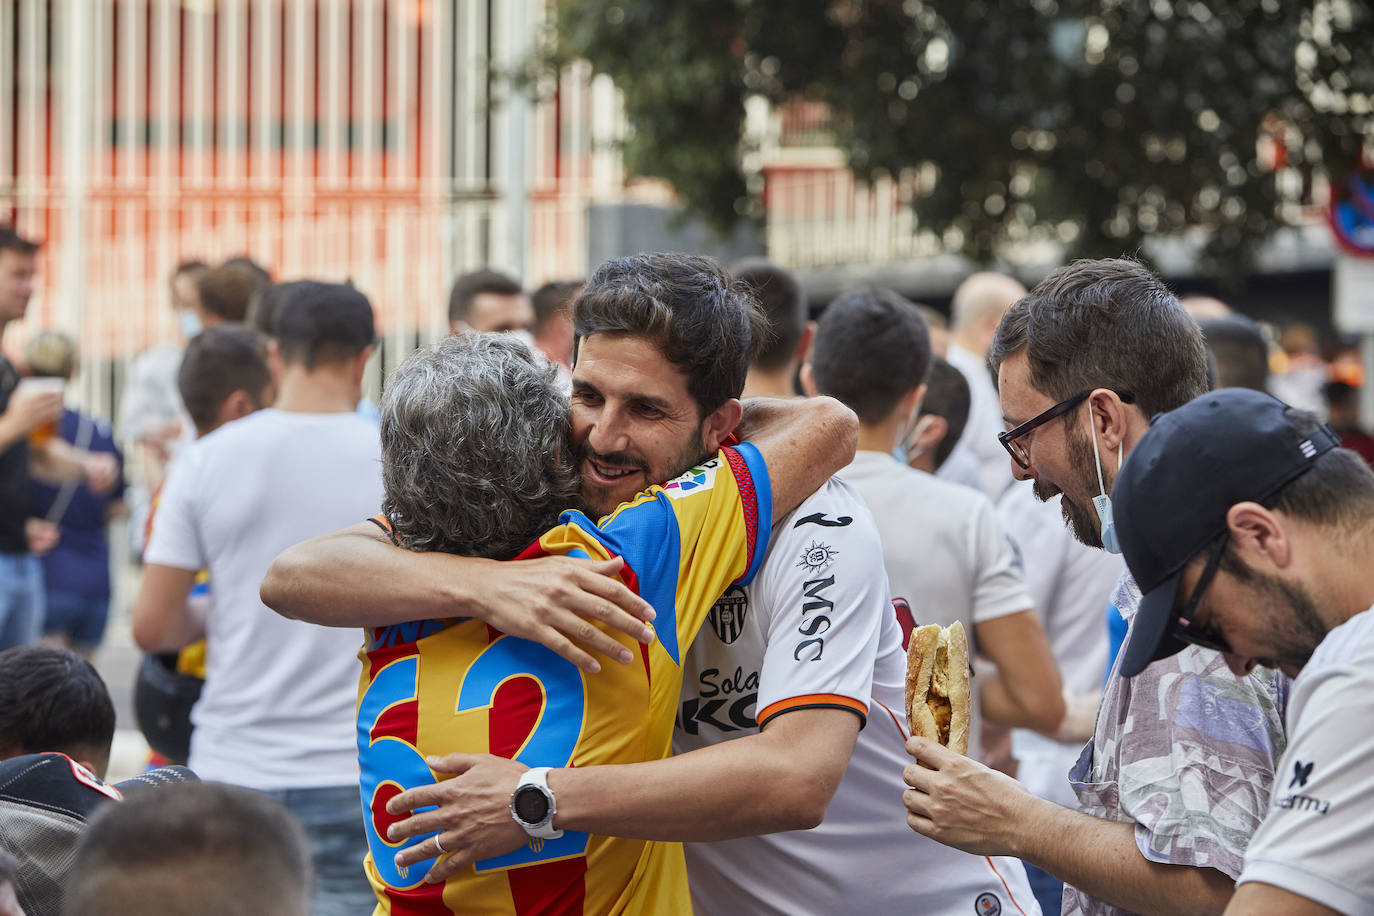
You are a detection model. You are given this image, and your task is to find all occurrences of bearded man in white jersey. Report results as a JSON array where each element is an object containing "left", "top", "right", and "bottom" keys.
[
  {"left": 1113, "top": 389, "right": 1374, "bottom": 916},
  {"left": 264, "top": 255, "right": 1039, "bottom": 915}
]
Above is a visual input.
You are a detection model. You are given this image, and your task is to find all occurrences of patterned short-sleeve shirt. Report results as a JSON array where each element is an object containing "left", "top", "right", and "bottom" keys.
[{"left": 1061, "top": 572, "right": 1290, "bottom": 916}]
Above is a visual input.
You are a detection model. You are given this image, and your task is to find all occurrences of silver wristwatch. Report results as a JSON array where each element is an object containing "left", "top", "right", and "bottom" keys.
[{"left": 509, "top": 766, "right": 562, "bottom": 839}]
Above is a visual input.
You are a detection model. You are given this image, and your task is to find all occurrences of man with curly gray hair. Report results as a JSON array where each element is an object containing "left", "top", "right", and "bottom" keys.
[{"left": 377, "top": 334, "right": 581, "bottom": 560}]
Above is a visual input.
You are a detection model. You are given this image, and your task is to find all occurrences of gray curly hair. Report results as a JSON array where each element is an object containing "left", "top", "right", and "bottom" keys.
[{"left": 381, "top": 334, "right": 581, "bottom": 559}]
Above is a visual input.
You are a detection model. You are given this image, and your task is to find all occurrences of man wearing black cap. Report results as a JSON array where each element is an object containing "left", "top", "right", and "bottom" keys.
[
  {"left": 1114, "top": 388, "right": 1374, "bottom": 915},
  {"left": 132, "top": 282, "right": 382, "bottom": 916},
  {"left": 902, "top": 259, "right": 1288, "bottom": 916}
]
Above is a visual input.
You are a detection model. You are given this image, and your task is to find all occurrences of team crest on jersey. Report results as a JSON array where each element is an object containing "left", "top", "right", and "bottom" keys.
[
  {"left": 661, "top": 457, "right": 720, "bottom": 500},
  {"left": 708, "top": 585, "right": 749, "bottom": 644},
  {"left": 974, "top": 892, "right": 1002, "bottom": 915}
]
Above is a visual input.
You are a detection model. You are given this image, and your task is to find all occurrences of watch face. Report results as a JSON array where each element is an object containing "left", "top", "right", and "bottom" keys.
[{"left": 514, "top": 786, "right": 551, "bottom": 826}]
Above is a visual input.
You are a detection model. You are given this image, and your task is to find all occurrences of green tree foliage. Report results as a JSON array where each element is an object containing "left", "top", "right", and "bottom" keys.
[{"left": 541, "top": 0, "right": 1373, "bottom": 276}]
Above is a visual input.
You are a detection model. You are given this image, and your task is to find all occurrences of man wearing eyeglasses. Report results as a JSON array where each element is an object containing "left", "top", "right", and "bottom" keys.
[
  {"left": 1113, "top": 389, "right": 1374, "bottom": 916},
  {"left": 903, "top": 258, "right": 1288, "bottom": 916}
]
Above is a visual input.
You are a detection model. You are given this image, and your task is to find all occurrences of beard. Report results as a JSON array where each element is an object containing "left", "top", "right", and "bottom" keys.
[
  {"left": 1239, "top": 565, "right": 1328, "bottom": 672},
  {"left": 1032, "top": 421, "right": 1107, "bottom": 549}
]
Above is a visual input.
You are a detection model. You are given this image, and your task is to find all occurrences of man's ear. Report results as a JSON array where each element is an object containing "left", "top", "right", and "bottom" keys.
[
  {"left": 1088, "top": 388, "right": 1134, "bottom": 452},
  {"left": 700, "top": 397, "right": 744, "bottom": 453},
  {"left": 799, "top": 363, "right": 819, "bottom": 398},
  {"left": 908, "top": 414, "right": 948, "bottom": 460},
  {"left": 1227, "top": 502, "right": 1291, "bottom": 570},
  {"left": 217, "top": 390, "right": 258, "bottom": 426}
]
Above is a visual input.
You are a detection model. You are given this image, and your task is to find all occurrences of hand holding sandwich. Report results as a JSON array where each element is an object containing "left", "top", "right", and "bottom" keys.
[
  {"left": 903, "top": 620, "right": 1049, "bottom": 858},
  {"left": 902, "top": 736, "right": 1040, "bottom": 857}
]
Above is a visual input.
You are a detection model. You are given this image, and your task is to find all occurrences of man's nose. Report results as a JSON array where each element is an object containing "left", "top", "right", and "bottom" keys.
[
  {"left": 1223, "top": 653, "right": 1257, "bottom": 677},
  {"left": 1011, "top": 456, "right": 1035, "bottom": 482},
  {"left": 587, "top": 405, "right": 629, "bottom": 454}
]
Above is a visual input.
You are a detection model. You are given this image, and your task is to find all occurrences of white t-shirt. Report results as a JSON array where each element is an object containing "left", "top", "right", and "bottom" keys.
[
  {"left": 946, "top": 344, "right": 1015, "bottom": 499},
  {"left": 143, "top": 408, "right": 383, "bottom": 790},
  {"left": 933, "top": 440, "right": 985, "bottom": 492},
  {"left": 678, "top": 478, "right": 1040, "bottom": 916},
  {"left": 841, "top": 450, "right": 1034, "bottom": 760},
  {"left": 1238, "top": 607, "right": 1374, "bottom": 914},
  {"left": 998, "top": 482, "right": 1122, "bottom": 807}
]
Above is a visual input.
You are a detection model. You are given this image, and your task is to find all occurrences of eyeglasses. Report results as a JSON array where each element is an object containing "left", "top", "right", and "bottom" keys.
[
  {"left": 998, "top": 389, "right": 1136, "bottom": 470},
  {"left": 1171, "top": 534, "right": 1233, "bottom": 655}
]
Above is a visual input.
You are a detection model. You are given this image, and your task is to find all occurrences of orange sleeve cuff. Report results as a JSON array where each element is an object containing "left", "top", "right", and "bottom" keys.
[{"left": 756, "top": 693, "right": 868, "bottom": 730}]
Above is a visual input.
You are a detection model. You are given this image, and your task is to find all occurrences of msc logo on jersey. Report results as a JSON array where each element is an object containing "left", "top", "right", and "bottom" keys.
[
  {"left": 974, "top": 892, "right": 1002, "bottom": 915},
  {"left": 796, "top": 540, "right": 838, "bottom": 574},
  {"left": 662, "top": 457, "right": 720, "bottom": 500},
  {"left": 708, "top": 585, "right": 749, "bottom": 644}
]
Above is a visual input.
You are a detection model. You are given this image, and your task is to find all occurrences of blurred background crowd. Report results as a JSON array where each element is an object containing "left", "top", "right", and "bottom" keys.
[{"left": 0, "top": 1, "right": 1371, "bottom": 914}]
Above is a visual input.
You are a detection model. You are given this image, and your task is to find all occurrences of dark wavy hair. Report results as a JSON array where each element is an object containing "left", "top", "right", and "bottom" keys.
[
  {"left": 989, "top": 257, "right": 1208, "bottom": 420},
  {"left": 573, "top": 253, "right": 764, "bottom": 416}
]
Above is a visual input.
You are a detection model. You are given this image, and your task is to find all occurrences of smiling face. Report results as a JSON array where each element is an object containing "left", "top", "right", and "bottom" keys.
[
  {"left": 998, "top": 350, "right": 1106, "bottom": 547},
  {"left": 571, "top": 332, "right": 722, "bottom": 517}
]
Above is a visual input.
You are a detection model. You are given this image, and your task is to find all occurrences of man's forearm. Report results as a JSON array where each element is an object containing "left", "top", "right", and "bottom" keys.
[
  {"left": 1013, "top": 798, "right": 1235, "bottom": 915},
  {"left": 131, "top": 565, "right": 206, "bottom": 652},
  {"left": 975, "top": 611, "right": 1066, "bottom": 734},
  {"left": 29, "top": 439, "right": 85, "bottom": 484},
  {"left": 551, "top": 709, "right": 858, "bottom": 841},
  {"left": 262, "top": 524, "right": 492, "bottom": 626},
  {"left": 979, "top": 672, "right": 1066, "bottom": 734}
]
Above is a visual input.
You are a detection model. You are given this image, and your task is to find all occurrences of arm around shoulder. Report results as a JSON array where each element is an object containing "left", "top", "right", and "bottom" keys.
[
  {"left": 262, "top": 521, "right": 658, "bottom": 674},
  {"left": 260, "top": 521, "right": 473, "bottom": 627},
  {"left": 739, "top": 395, "right": 857, "bottom": 523}
]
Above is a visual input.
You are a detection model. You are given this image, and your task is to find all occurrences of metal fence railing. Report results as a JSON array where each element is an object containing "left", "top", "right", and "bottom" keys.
[{"left": 1, "top": 0, "right": 630, "bottom": 427}]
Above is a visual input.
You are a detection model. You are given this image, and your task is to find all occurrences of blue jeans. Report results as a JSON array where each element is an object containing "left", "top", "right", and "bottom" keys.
[
  {"left": 258, "top": 784, "right": 375, "bottom": 916},
  {"left": 0, "top": 553, "right": 43, "bottom": 651},
  {"left": 42, "top": 591, "right": 110, "bottom": 650}
]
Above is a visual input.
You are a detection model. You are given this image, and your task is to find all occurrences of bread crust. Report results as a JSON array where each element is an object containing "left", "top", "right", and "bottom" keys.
[
  {"left": 904, "top": 621, "right": 971, "bottom": 756},
  {"left": 905, "top": 624, "right": 941, "bottom": 745},
  {"left": 944, "top": 621, "right": 971, "bottom": 756}
]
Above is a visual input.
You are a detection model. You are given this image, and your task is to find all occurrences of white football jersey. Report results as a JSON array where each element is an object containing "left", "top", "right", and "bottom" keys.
[{"left": 677, "top": 477, "right": 1040, "bottom": 916}]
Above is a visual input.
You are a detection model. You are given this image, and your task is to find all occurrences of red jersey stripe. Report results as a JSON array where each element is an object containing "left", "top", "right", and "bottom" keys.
[{"left": 507, "top": 855, "right": 589, "bottom": 916}]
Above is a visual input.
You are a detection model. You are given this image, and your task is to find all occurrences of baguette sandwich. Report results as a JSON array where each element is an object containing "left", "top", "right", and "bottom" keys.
[{"left": 904, "top": 620, "right": 971, "bottom": 755}]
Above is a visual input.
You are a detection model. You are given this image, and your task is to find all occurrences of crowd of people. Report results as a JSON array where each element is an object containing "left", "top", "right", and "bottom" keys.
[{"left": 0, "top": 219, "right": 1370, "bottom": 916}]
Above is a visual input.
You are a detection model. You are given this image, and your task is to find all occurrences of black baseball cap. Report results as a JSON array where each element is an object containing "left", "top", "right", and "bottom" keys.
[{"left": 1114, "top": 388, "right": 1339, "bottom": 678}]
